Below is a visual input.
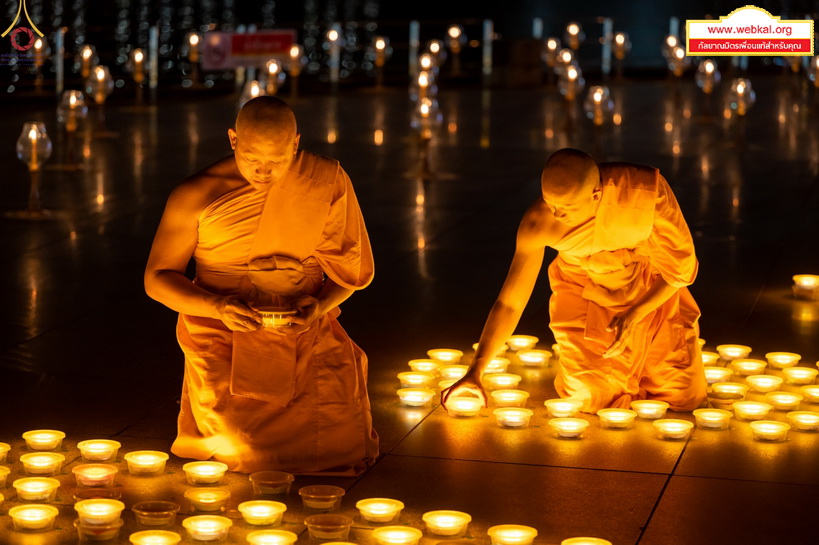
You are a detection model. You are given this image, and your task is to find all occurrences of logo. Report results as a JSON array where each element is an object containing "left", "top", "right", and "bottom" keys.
[
  {"left": 10, "top": 26, "right": 34, "bottom": 50},
  {"left": 2, "top": 0, "right": 45, "bottom": 39}
]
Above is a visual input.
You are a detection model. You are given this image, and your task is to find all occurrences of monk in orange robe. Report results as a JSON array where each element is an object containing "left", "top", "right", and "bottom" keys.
[
  {"left": 144, "top": 96, "right": 378, "bottom": 474},
  {"left": 444, "top": 148, "right": 707, "bottom": 413}
]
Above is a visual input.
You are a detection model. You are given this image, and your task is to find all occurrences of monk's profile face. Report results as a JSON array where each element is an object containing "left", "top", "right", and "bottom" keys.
[{"left": 541, "top": 149, "right": 601, "bottom": 227}]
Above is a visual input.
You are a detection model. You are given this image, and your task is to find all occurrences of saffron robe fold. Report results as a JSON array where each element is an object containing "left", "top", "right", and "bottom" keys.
[
  {"left": 172, "top": 150, "right": 379, "bottom": 475},
  {"left": 549, "top": 163, "right": 707, "bottom": 413}
]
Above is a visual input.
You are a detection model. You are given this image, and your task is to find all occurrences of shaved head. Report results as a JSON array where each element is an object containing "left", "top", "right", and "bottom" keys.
[
  {"left": 236, "top": 96, "right": 297, "bottom": 139},
  {"left": 540, "top": 148, "right": 601, "bottom": 226}
]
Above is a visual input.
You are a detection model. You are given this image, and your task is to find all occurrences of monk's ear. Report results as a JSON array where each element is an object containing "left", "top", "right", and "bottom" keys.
[
  {"left": 591, "top": 187, "right": 602, "bottom": 201},
  {"left": 293, "top": 133, "right": 301, "bottom": 154},
  {"left": 228, "top": 128, "right": 237, "bottom": 150}
]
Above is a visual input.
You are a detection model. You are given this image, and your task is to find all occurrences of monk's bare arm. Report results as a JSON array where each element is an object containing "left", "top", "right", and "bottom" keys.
[{"left": 289, "top": 276, "right": 354, "bottom": 330}]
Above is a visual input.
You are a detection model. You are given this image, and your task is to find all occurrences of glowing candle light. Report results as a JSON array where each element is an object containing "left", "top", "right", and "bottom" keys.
[
  {"left": 745, "top": 375, "right": 784, "bottom": 393},
  {"left": 422, "top": 510, "right": 472, "bottom": 537},
  {"left": 124, "top": 450, "right": 169, "bottom": 475},
  {"left": 13, "top": 477, "right": 60, "bottom": 501},
  {"left": 8, "top": 505, "right": 59, "bottom": 531},
  {"left": 653, "top": 419, "right": 694, "bottom": 440},
  {"left": 699, "top": 350, "right": 721, "bottom": 365},
  {"left": 132, "top": 48, "right": 145, "bottom": 85},
  {"left": 238, "top": 500, "right": 287, "bottom": 526},
  {"left": 187, "top": 32, "right": 200, "bottom": 63},
  {"left": 355, "top": 498, "right": 404, "bottom": 523},
  {"left": 408, "top": 359, "right": 439, "bottom": 374},
  {"left": 549, "top": 417, "right": 589, "bottom": 438},
  {"left": 20, "top": 452, "right": 65, "bottom": 475},
  {"left": 417, "top": 71, "right": 431, "bottom": 100},
  {"left": 765, "top": 391, "right": 803, "bottom": 411},
  {"left": 786, "top": 411, "right": 819, "bottom": 431},
  {"left": 491, "top": 389, "right": 530, "bottom": 408},
  {"left": 483, "top": 373, "right": 522, "bottom": 391},
  {"left": 247, "top": 529, "right": 299, "bottom": 545},
  {"left": 304, "top": 514, "right": 353, "bottom": 540},
  {"left": 695, "top": 59, "right": 720, "bottom": 94},
  {"left": 782, "top": 367, "right": 818, "bottom": 386},
  {"left": 544, "top": 398, "right": 584, "bottom": 418},
  {"left": 22, "top": 429, "right": 65, "bottom": 450},
  {"left": 185, "top": 488, "right": 231, "bottom": 512},
  {"left": 710, "top": 382, "right": 748, "bottom": 400},
  {"left": 250, "top": 471, "right": 294, "bottom": 495},
  {"left": 792, "top": 275, "right": 819, "bottom": 300},
  {"left": 733, "top": 401, "right": 773, "bottom": 421},
  {"left": 564, "top": 22, "right": 584, "bottom": 50},
  {"left": 484, "top": 357, "right": 512, "bottom": 374},
  {"left": 289, "top": 44, "right": 304, "bottom": 78},
  {"left": 731, "top": 359, "right": 767, "bottom": 376},
  {"left": 749, "top": 420, "right": 790, "bottom": 442},
  {"left": 397, "top": 388, "right": 436, "bottom": 407},
  {"left": 77, "top": 439, "right": 121, "bottom": 462},
  {"left": 0, "top": 465, "right": 8, "bottom": 487},
  {"left": 704, "top": 367, "right": 733, "bottom": 385},
  {"left": 0, "top": 442, "right": 10, "bottom": 463},
  {"left": 182, "top": 515, "right": 233, "bottom": 542},
  {"left": 517, "top": 350, "right": 551, "bottom": 367},
  {"left": 182, "top": 461, "right": 229, "bottom": 485},
  {"left": 397, "top": 371, "right": 436, "bottom": 389},
  {"left": 494, "top": 408, "right": 534, "bottom": 428},
  {"left": 487, "top": 525, "right": 538, "bottom": 545},
  {"left": 801, "top": 385, "right": 819, "bottom": 404},
  {"left": 597, "top": 408, "right": 638, "bottom": 429},
  {"left": 507, "top": 335, "right": 539, "bottom": 351},
  {"left": 372, "top": 526, "right": 423, "bottom": 545},
  {"left": 716, "top": 344, "right": 752, "bottom": 361},
  {"left": 299, "top": 485, "right": 345, "bottom": 510},
  {"left": 693, "top": 409, "right": 732, "bottom": 430},
  {"left": 80, "top": 44, "right": 96, "bottom": 78},
  {"left": 132, "top": 501, "right": 181, "bottom": 526},
  {"left": 765, "top": 352, "right": 801, "bottom": 369},
  {"left": 445, "top": 397, "right": 483, "bottom": 417},
  {"left": 129, "top": 530, "right": 183, "bottom": 545},
  {"left": 427, "top": 349, "right": 463, "bottom": 364},
  {"left": 439, "top": 365, "right": 470, "bottom": 381},
  {"left": 630, "top": 400, "right": 669, "bottom": 419},
  {"left": 562, "top": 539, "right": 613, "bottom": 545},
  {"left": 74, "top": 499, "right": 126, "bottom": 525},
  {"left": 72, "top": 464, "right": 118, "bottom": 487}
]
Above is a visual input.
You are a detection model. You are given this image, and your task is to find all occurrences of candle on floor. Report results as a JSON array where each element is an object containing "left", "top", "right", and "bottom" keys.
[
  {"left": 704, "top": 367, "right": 733, "bottom": 385},
  {"left": 185, "top": 488, "right": 231, "bottom": 512},
  {"left": 0, "top": 465, "right": 9, "bottom": 487},
  {"left": 397, "top": 371, "right": 436, "bottom": 389},
  {"left": 548, "top": 418, "right": 589, "bottom": 438},
  {"left": 786, "top": 411, "right": 819, "bottom": 431},
  {"left": 372, "top": 526, "right": 423, "bottom": 545},
  {"left": 716, "top": 344, "right": 752, "bottom": 361},
  {"left": 749, "top": 420, "right": 790, "bottom": 442},
  {"left": 732, "top": 401, "right": 773, "bottom": 421},
  {"left": 517, "top": 350, "right": 551, "bottom": 367},
  {"left": 355, "top": 498, "right": 404, "bottom": 523},
  {"left": 74, "top": 499, "right": 126, "bottom": 525},
  {"left": 445, "top": 397, "right": 483, "bottom": 417},
  {"left": 246, "top": 529, "right": 299, "bottom": 545},
  {"left": 132, "top": 500, "right": 181, "bottom": 526},
  {"left": 801, "top": 385, "right": 819, "bottom": 403},
  {"left": 701, "top": 351, "right": 720, "bottom": 366},
  {"left": 562, "top": 539, "right": 613, "bottom": 545},
  {"left": 487, "top": 524, "right": 538, "bottom": 545},
  {"left": 764, "top": 352, "right": 801, "bottom": 369},
  {"left": 491, "top": 389, "right": 530, "bottom": 408},
  {"left": 72, "top": 464, "right": 118, "bottom": 487},
  {"left": 0, "top": 441, "right": 10, "bottom": 463},
  {"left": 494, "top": 408, "right": 534, "bottom": 428},
  {"left": 397, "top": 388, "right": 436, "bottom": 407},
  {"left": 597, "top": 408, "right": 638, "bottom": 429},
  {"left": 182, "top": 515, "right": 233, "bottom": 542},
  {"left": 304, "top": 514, "right": 353, "bottom": 540},
  {"left": 298, "top": 485, "right": 345, "bottom": 509},
  {"left": 12, "top": 477, "right": 61, "bottom": 501},
  {"left": 182, "top": 461, "right": 229, "bottom": 485},
  {"left": 693, "top": 409, "right": 732, "bottom": 430},
  {"left": 427, "top": 349, "right": 463, "bottom": 363},
  {"left": 22, "top": 429, "right": 65, "bottom": 451},
  {"left": 77, "top": 439, "right": 121, "bottom": 462},
  {"left": 792, "top": 274, "right": 819, "bottom": 300},
  {"left": 765, "top": 391, "right": 803, "bottom": 411},
  {"left": 238, "top": 500, "right": 287, "bottom": 526},
  {"left": 438, "top": 379, "right": 457, "bottom": 390},
  {"left": 745, "top": 375, "right": 784, "bottom": 393},
  {"left": 438, "top": 365, "right": 470, "bottom": 381},
  {"left": 8, "top": 505, "right": 60, "bottom": 531},
  {"left": 544, "top": 398, "right": 584, "bottom": 418},
  {"left": 782, "top": 367, "right": 818, "bottom": 385},
  {"left": 710, "top": 382, "right": 748, "bottom": 400},
  {"left": 129, "top": 530, "right": 183, "bottom": 545},
  {"left": 249, "top": 471, "right": 294, "bottom": 495},
  {"left": 483, "top": 373, "right": 522, "bottom": 391},
  {"left": 408, "top": 359, "right": 440, "bottom": 374},
  {"left": 506, "top": 335, "right": 539, "bottom": 351},
  {"left": 731, "top": 359, "right": 767, "bottom": 376},
  {"left": 422, "top": 510, "right": 472, "bottom": 537},
  {"left": 484, "top": 357, "right": 511, "bottom": 374},
  {"left": 630, "top": 400, "right": 669, "bottom": 419},
  {"left": 19, "top": 452, "right": 65, "bottom": 475},
  {"left": 74, "top": 518, "right": 125, "bottom": 542},
  {"left": 653, "top": 419, "right": 694, "bottom": 440},
  {"left": 123, "top": 450, "right": 169, "bottom": 475}
]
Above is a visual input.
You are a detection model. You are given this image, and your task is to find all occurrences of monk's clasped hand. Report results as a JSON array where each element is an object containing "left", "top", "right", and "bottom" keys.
[
  {"left": 218, "top": 295, "right": 262, "bottom": 332},
  {"left": 604, "top": 311, "right": 638, "bottom": 358},
  {"left": 288, "top": 294, "right": 322, "bottom": 333}
]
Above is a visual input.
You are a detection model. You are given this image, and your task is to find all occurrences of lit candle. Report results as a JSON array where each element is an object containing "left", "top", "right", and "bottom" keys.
[
  {"left": 801, "top": 385, "right": 819, "bottom": 404},
  {"left": 132, "top": 48, "right": 145, "bottom": 84},
  {"left": 710, "top": 382, "right": 748, "bottom": 400},
  {"left": 765, "top": 391, "right": 803, "bottom": 411},
  {"left": 397, "top": 388, "right": 436, "bottom": 407},
  {"left": 249, "top": 470, "right": 294, "bottom": 495},
  {"left": 517, "top": 350, "right": 551, "bottom": 367},
  {"left": 653, "top": 419, "right": 694, "bottom": 440},
  {"left": 72, "top": 464, "right": 118, "bottom": 487},
  {"left": 704, "top": 367, "right": 733, "bottom": 385},
  {"left": 129, "top": 530, "right": 183, "bottom": 545},
  {"left": 0, "top": 465, "right": 8, "bottom": 487},
  {"left": 124, "top": 450, "right": 169, "bottom": 475},
  {"left": 74, "top": 499, "right": 126, "bottom": 525},
  {"left": 732, "top": 401, "right": 773, "bottom": 421},
  {"left": 731, "top": 359, "right": 767, "bottom": 376},
  {"left": 77, "top": 439, "right": 121, "bottom": 462},
  {"left": 8, "top": 505, "right": 59, "bottom": 531},
  {"left": 266, "top": 59, "right": 283, "bottom": 95},
  {"left": 692, "top": 409, "right": 732, "bottom": 430},
  {"left": 544, "top": 398, "right": 584, "bottom": 418},
  {"left": 792, "top": 275, "right": 819, "bottom": 300},
  {"left": 765, "top": 352, "right": 801, "bottom": 369},
  {"left": 597, "top": 408, "right": 638, "bottom": 429},
  {"left": 0, "top": 442, "right": 10, "bottom": 463},
  {"left": 749, "top": 420, "right": 790, "bottom": 442},
  {"left": 630, "top": 400, "right": 669, "bottom": 419},
  {"left": 716, "top": 344, "right": 752, "bottom": 361},
  {"left": 438, "top": 379, "right": 457, "bottom": 390},
  {"left": 487, "top": 524, "right": 538, "bottom": 545},
  {"left": 247, "top": 529, "right": 299, "bottom": 545},
  {"left": 355, "top": 498, "right": 404, "bottom": 523},
  {"left": 491, "top": 389, "right": 530, "bottom": 408},
  {"left": 698, "top": 349, "right": 719, "bottom": 364},
  {"left": 372, "top": 526, "right": 423, "bottom": 545},
  {"left": 422, "top": 510, "right": 472, "bottom": 536},
  {"left": 132, "top": 500, "right": 181, "bottom": 527},
  {"left": 548, "top": 417, "right": 590, "bottom": 438},
  {"left": 745, "top": 375, "right": 784, "bottom": 393},
  {"left": 483, "top": 373, "right": 522, "bottom": 391},
  {"left": 19, "top": 452, "right": 65, "bottom": 475},
  {"left": 182, "top": 515, "right": 233, "bottom": 542},
  {"left": 80, "top": 44, "right": 95, "bottom": 78},
  {"left": 484, "top": 357, "right": 512, "bottom": 374},
  {"left": 22, "top": 429, "right": 65, "bottom": 450},
  {"left": 298, "top": 485, "right": 345, "bottom": 509},
  {"left": 494, "top": 408, "right": 534, "bottom": 428},
  {"left": 543, "top": 37, "right": 560, "bottom": 67},
  {"left": 408, "top": 359, "right": 439, "bottom": 374},
  {"left": 472, "top": 342, "right": 508, "bottom": 356},
  {"left": 445, "top": 397, "right": 483, "bottom": 417},
  {"left": 439, "top": 365, "right": 469, "bottom": 381},
  {"left": 786, "top": 411, "right": 819, "bottom": 431},
  {"left": 238, "top": 500, "right": 287, "bottom": 526},
  {"left": 184, "top": 488, "right": 231, "bottom": 512},
  {"left": 188, "top": 32, "right": 200, "bottom": 63},
  {"left": 427, "top": 349, "right": 463, "bottom": 363},
  {"left": 289, "top": 45, "right": 304, "bottom": 78},
  {"left": 564, "top": 22, "right": 582, "bottom": 50},
  {"left": 12, "top": 477, "right": 61, "bottom": 501},
  {"left": 397, "top": 371, "right": 436, "bottom": 389},
  {"left": 506, "top": 335, "right": 539, "bottom": 351},
  {"left": 562, "top": 539, "right": 613, "bottom": 545},
  {"left": 782, "top": 367, "right": 818, "bottom": 386},
  {"left": 417, "top": 71, "right": 431, "bottom": 100},
  {"left": 182, "top": 461, "right": 229, "bottom": 485},
  {"left": 304, "top": 514, "right": 353, "bottom": 540}
]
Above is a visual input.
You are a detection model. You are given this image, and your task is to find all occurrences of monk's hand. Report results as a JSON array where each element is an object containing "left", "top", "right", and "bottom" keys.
[
  {"left": 217, "top": 296, "right": 262, "bottom": 332},
  {"left": 441, "top": 371, "right": 487, "bottom": 408},
  {"left": 604, "top": 310, "right": 638, "bottom": 358},
  {"left": 288, "top": 294, "right": 321, "bottom": 333}
]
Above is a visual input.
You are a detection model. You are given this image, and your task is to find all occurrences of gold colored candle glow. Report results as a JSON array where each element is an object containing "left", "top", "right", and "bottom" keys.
[
  {"left": 397, "top": 371, "right": 435, "bottom": 388},
  {"left": 422, "top": 510, "right": 472, "bottom": 536},
  {"left": 427, "top": 349, "right": 463, "bottom": 363},
  {"left": 185, "top": 488, "right": 231, "bottom": 511},
  {"left": 446, "top": 397, "right": 482, "bottom": 417},
  {"left": 491, "top": 389, "right": 530, "bottom": 408},
  {"left": 238, "top": 500, "right": 287, "bottom": 526},
  {"left": 765, "top": 352, "right": 801, "bottom": 369},
  {"left": 182, "top": 461, "right": 228, "bottom": 485},
  {"left": 483, "top": 373, "right": 522, "bottom": 390},
  {"left": 731, "top": 359, "right": 767, "bottom": 376},
  {"left": 397, "top": 388, "right": 435, "bottom": 407},
  {"left": 77, "top": 439, "right": 121, "bottom": 461},
  {"left": 355, "top": 498, "right": 404, "bottom": 522},
  {"left": 765, "top": 391, "right": 803, "bottom": 411},
  {"left": 9, "top": 505, "right": 59, "bottom": 531},
  {"left": 544, "top": 398, "right": 583, "bottom": 418},
  {"left": 787, "top": 411, "right": 819, "bottom": 431},
  {"left": 716, "top": 344, "right": 752, "bottom": 361},
  {"left": 182, "top": 515, "right": 233, "bottom": 541},
  {"left": 693, "top": 409, "right": 732, "bottom": 429},
  {"left": 494, "top": 408, "right": 534, "bottom": 428},
  {"left": 506, "top": 335, "right": 539, "bottom": 351},
  {"left": 745, "top": 375, "right": 783, "bottom": 393},
  {"left": 247, "top": 529, "right": 299, "bottom": 545},
  {"left": 487, "top": 524, "right": 538, "bottom": 545},
  {"left": 782, "top": 367, "right": 818, "bottom": 385},
  {"left": 75, "top": 499, "right": 125, "bottom": 525},
  {"left": 372, "top": 526, "right": 424, "bottom": 545},
  {"left": 630, "top": 400, "right": 669, "bottom": 419},
  {"left": 704, "top": 367, "right": 733, "bottom": 384},
  {"left": 749, "top": 420, "right": 790, "bottom": 442},
  {"left": 517, "top": 350, "right": 551, "bottom": 366},
  {"left": 124, "top": 450, "right": 169, "bottom": 475},
  {"left": 128, "top": 530, "right": 182, "bottom": 545},
  {"left": 653, "top": 419, "right": 694, "bottom": 440},
  {"left": 22, "top": 429, "right": 65, "bottom": 450},
  {"left": 597, "top": 408, "right": 638, "bottom": 429},
  {"left": 19, "top": 452, "right": 65, "bottom": 475},
  {"left": 13, "top": 477, "right": 60, "bottom": 501},
  {"left": 408, "top": 359, "right": 439, "bottom": 374},
  {"left": 733, "top": 401, "right": 772, "bottom": 421},
  {"left": 549, "top": 417, "right": 589, "bottom": 438}
]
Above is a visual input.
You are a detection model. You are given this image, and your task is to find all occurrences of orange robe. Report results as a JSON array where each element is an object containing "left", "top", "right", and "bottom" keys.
[
  {"left": 172, "top": 150, "right": 378, "bottom": 475},
  {"left": 549, "top": 163, "right": 707, "bottom": 413}
]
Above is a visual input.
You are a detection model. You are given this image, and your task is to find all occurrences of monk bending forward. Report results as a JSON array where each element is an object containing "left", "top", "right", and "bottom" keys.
[
  {"left": 145, "top": 97, "right": 378, "bottom": 474},
  {"left": 444, "top": 148, "right": 707, "bottom": 413}
]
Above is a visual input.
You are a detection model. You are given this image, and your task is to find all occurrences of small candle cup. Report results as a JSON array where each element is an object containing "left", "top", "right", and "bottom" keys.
[
  {"left": 701, "top": 351, "right": 720, "bottom": 366},
  {"left": 408, "top": 359, "right": 439, "bottom": 374},
  {"left": 12, "top": 477, "right": 60, "bottom": 501},
  {"left": 74, "top": 488, "right": 122, "bottom": 502},
  {"left": 597, "top": 408, "right": 638, "bottom": 429},
  {"left": 182, "top": 461, "right": 229, "bottom": 485},
  {"left": 238, "top": 500, "right": 287, "bottom": 526},
  {"left": 782, "top": 367, "right": 818, "bottom": 386},
  {"left": 693, "top": 409, "right": 732, "bottom": 430},
  {"left": 561, "top": 539, "right": 613, "bottom": 545},
  {"left": 22, "top": 429, "right": 65, "bottom": 451},
  {"left": 249, "top": 471, "right": 294, "bottom": 495},
  {"left": 132, "top": 501, "right": 181, "bottom": 526},
  {"left": 427, "top": 349, "right": 463, "bottom": 364},
  {"left": 494, "top": 408, "right": 534, "bottom": 428},
  {"left": 517, "top": 350, "right": 551, "bottom": 367},
  {"left": 506, "top": 335, "right": 539, "bottom": 351},
  {"left": 246, "top": 529, "right": 299, "bottom": 545},
  {"left": 549, "top": 417, "right": 589, "bottom": 438},
  {"left": 731, "top": 359, "right": 767, "bottom": 376},
  {"left": 304, "top": 514, "right": 353, "bottom": 541},
  {"left": 75, "top": 518, "right": 124, "bottom": 542},
  {"left": 445, "top": 396, "right": 483, "bottom": 417},
  {"left": 397, "top": 388, "right": 436, "bottom": 407},
  {"left": 0, "top": 465, "right": 9, "bottom": 487},
  {"left": 355, "top": 498, "right": 404, "bottom": 523},
  {"left": 630, "top": 400, "right": 670, "bottom": 419},
  {"left": 75, "top": 498, "right": 125, "bottom": 525},
  {"left": 473, "top": 342, "right": 508, "bottom": 356},
  {"left": 653, "top": 419, "right": 694, "bottom": 440},
  {"left": 765, "top": 352, "right": 801, "bottom": 369},
  {"left": 786, "top": 411, "right": 819, "bottom": 431},
  {"left": 482, "top": 373, "right": 522, "bottom": 391},
  {"left": 749, "top": 420, "right": 790, "bottom": 442},
  {"left": 765, "top": 391, "right": 803, "bottom": 411},
  {"left": 544, "top": 398, "right": 584, "bottom": 418},
  {"left": 710, "top": 382, "right": 748, "bottom": 401},
  {"left": 801, "top": 385, "right": 819, "bottom": 404},
  {"left": 491, "top": 389, "right": 530, "bottom": 408},
  {"left": 745, "top": 375, "right": 784, "bottom": 393},
  {"left": 792, "top": 274, "right": 819, "bottom": 300},
  {"left": 20, "top": 452, "right": 65, "bottom": 475},
  {"left": 438, "top": 379, "right": 457, "bottom": 390},
  {"left": 372, "top": 526, "right": 423, "bottom": 545},
  {"left": 487, "top": 524, "right": 538, "bottom": 545},
  {"left": 439, "top": 365, "right": 470, "bottom": 381},
  {"left": 9, "top": 504, "right": 60, "bottom": 531},
  {"left": 72, "top": 464, "right": 118, "bottom": 487},
  {"left": 185, "top": 487, "right": 231, "bottom": 512},
  {"left": 129, "top": 530, "right": 183, "bottom": 545},
  {"left": 124, "top": 450, "right": 169, "bottom": 475},
  {"left": 77, "top": 439, "right": 121, "bottom": 462},
  {"left": 422, "top": 510, "right": 472, "bottom": 537},
  {"left": 182, "top": 515, "right": 233, "bottom": 542},
  {"left": 733, "top": 401, "right": 773, "bottom": 421},
  {"left": 716, "top": 344, "right": 752, "bottom": 361},
  {"left": 299, "top": 485, "right": 345, "bottom": 510},
  {"left": 397, "top": 371, "right": 436, "bottom": 389},
  {"left": 484, "top": 357, "right": 512, "bottom": 374},
  {"left": 257, "top": 307, "right": 298, "bottom": 327},
  {"left": 704, "top": 367, "right": 733, "bottom": 385},
  {"left": 0, "top": 441, "right": 11, "bottom": 463}
]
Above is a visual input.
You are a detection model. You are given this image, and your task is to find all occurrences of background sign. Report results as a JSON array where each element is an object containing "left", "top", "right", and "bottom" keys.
[{"left": 202, "top": 30, "right": 296, "bottom": 70}]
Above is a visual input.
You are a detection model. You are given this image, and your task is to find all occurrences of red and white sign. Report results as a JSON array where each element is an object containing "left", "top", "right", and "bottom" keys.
[{"left": 202, "top": 30, "right": 297, "bottom": 70}]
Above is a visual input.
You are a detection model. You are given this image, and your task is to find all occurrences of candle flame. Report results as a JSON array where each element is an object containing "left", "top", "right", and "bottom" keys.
[
  {"left": 95, "top": 66, "right": 105, "bottom": 80},
  {"left": 705, "top": 60, "right": 714, "bottom": 73},
  {"left": 374, "top": 129, "right": 383, "bottom": 146},
  {"left": 615, "top": 33, "right": 625, "bottom": 45},
  {"left": 418, "top": 72, "right": 429, "bottom": 87},
  {"left": 666, "top": 35, "right": 678, "bottom": 48},
  {"left": 28, "top": 128, "right": 38, "bottom": 141},
  {"left": 448, "top": 25, "right": 461, "bottom": 39},
  {"left": 327, "top": 29, "right": 339, "bottom": 42},
  {"left": 375, "top": 38, "right": 386, "bottom": 50},
  {"left": 82, "top": 46, "right": 93, "bottom": 59},
  {"left": 134, "top": 50, "right": 144, "bottom": 63},
  {"left": 189, "top": 34, "right": 200, "bottom": 46},
  {"left": 289, "top": 45, "right": 300, "bottom": 58},
  {"left": 420, "top": 54, "right": 433, "bottom": 70},
  {"left": 567, "top": 66, "right": 577, "bottom": 80},
  {"left": 567, "top": 23, "right": 579, "bottom": 35}
]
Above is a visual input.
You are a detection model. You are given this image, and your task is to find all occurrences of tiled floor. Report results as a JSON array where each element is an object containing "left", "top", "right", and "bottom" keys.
[{"left": 1, "top": 69, "right": 818, "bottom": 544}]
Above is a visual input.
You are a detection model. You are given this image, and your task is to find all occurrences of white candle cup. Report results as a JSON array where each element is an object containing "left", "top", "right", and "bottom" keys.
[
  {"left": 698, "top": 338, "right": 707, "bottom": 348},
  {"left": 792, "top": 274, "right": 819, "bottom": 300},
  {"left": 506, "top": 335, "right": 539, "bottom": 351},
  {"left": 408, "top": 359, "right": 440, "bottom": 374},
  {"left": 710, "top": 382, "right": 748, "bottom": 401},
  {"left": 299, "top": 485, "right": 345, "bottom": 510},
  {"left": 397, "top": 371, "right": 436, "bottom": 389},
  {"left": 422, "top": 510, "right": 472, "bottom": 537},
  {"left": 704, "top": 367, "right": 733, "bottom": 385},
  {"left": 20, "top": 452, "right": 65, "bottom": 475},
  {"left": 397, "top": 388, "right": 436, "bottom": 407},
  {"left": 246, "top": 529, "right": 299, "bottom": 545},
  {"left": 438, "top": 379, "right": 457, "bottom": 390},
  {"left": 473, "top": 342, "right": 508, "bottom": 356},
  {"left": 494, "top": 408, "right": 534, "bottom": 428},
  {"left": 482, "top": 373, "right": 522, "bottom": 391},
  {"left": 745, "top": 375, "right": 784, "bottom": 393},
  {"left": 12, "top": 477, "right": 60, "bottom": 501},
  {"left": 445, "top": 396, "right": 483, "bottom": 417},
  {"left": 132, "top": 501, "right": 181, "bottom": 526},
  {"left": 238, "top": 500, "right": 287, "bottom": 526},
  {"left": 74, "top": 518, "right": 125, "bottom": 542},
  {"left": 182, "top": 515, "right": 233, "bottom": 542},
  {"left": 77, "top": 440, "right": 121, "bottom": 462},
  {"left": 249, "top": 471, "right": 294, "bottom": 495},
  {"left": 782, "top": 367, "right": 818, "bottom": 386},
  {"left": 438, "top": 365, "right": 470, "bottom": 381},
  {"left": 630, "top": 400, "right": 670, "bottom": 419},
  {"left": 765, "top": 352, "right": 801, "bottom": 369},
  {"left": 693, "top": 409, "right": 732, "bottom": 430},
  {"left": 731, "top": 359, "right": 767, "bottom": 376},
  {"left": 653, "top": 419, "right": 694, "bottom": 440},
  {"left": 371, "top": 526, "right": 423, "bottom": 545},
  {"left": 562, "top": 539, "right": 613, "bottom": 545},
  {"left": 182, "top": 461, "right": 229, "bottom": 485},
  {"left": 355, "top": 498, "right": 404, "bottom": 523},
  {"left": 765, "top": 391, "right": 804, "bottom": 411},
  {"left": 124, "top": 450, "right": 169, "bottom": 475},
  {"left": 129, "top": 530, "right": 183, "bottom": 545},
  {"left": 517, "top": 350, "right": 552, "bottom": 367},
  {"left": 427, "top": 348, "right": 464, "bottom": 364},
  {"left": 257, "top": 307, "right": 297, "bottom": 327},
  {"left": 786, "top": 411, "right": 819, "bottom": 431},
  {"left": 72, "top": 464, "right": 118, "bottom": 487},
  {"left": 716, "top": 344, "right": 752, "bottom": 361},
  {"left": 185, "top": 488, "right": 231, "bottom": 512},
  {"left": 732, "top": 401, "right": 773, "bottom": 421},
  {"left": 9, "top": 504, "right": 60, "bottom": 531},
  {"left": 552, "top": 343, "right": 562, "bottom": 358},
  {"left": 484, "top": 357, "right": 512, "bottom": 374},
  {"left": 0, "top": 465, "right": 9, "bottom": 487},
  {"left": 487, "top": 524, "right": 538, "bottom": 545},
  {"left": 75, "top": 499, "right": 126, "bottom": 525},
  {"left": 801, "top": 385, "right": 819, "bottom": 404},
  {"left": 749, "top": 420, "right": 790, "bottom": 442},
  {"left": 22, "top": 429, "right": 66, "bottom": 451},
  {"left": 0, "top": 441, "right": 10, "bottom": 463},
  {"left": 304, "top": 514, "right": 353, "bottom": 540},
  {"left": 701, "top": 351, "right": 720, "bottom": 366},
  {"left": 491, "top": 389, "right": 530, "bottom": 408},
  {"left": 549, "top": 417, "right": 590, "bottom": 438},
  {"left": 597, "top": 408, "right": 638, "bottom": 430},
  {"left": 544, "top": 398, "right": 584, "bottom": 418}
]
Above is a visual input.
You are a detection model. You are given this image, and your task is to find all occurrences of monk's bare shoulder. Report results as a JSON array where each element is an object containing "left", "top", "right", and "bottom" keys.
[
  {"left": 166, "top": 156, "right": 245, "bottom": 215},
  {"left": 517, "top": 199, "right": 567, "bottom": 251}
]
